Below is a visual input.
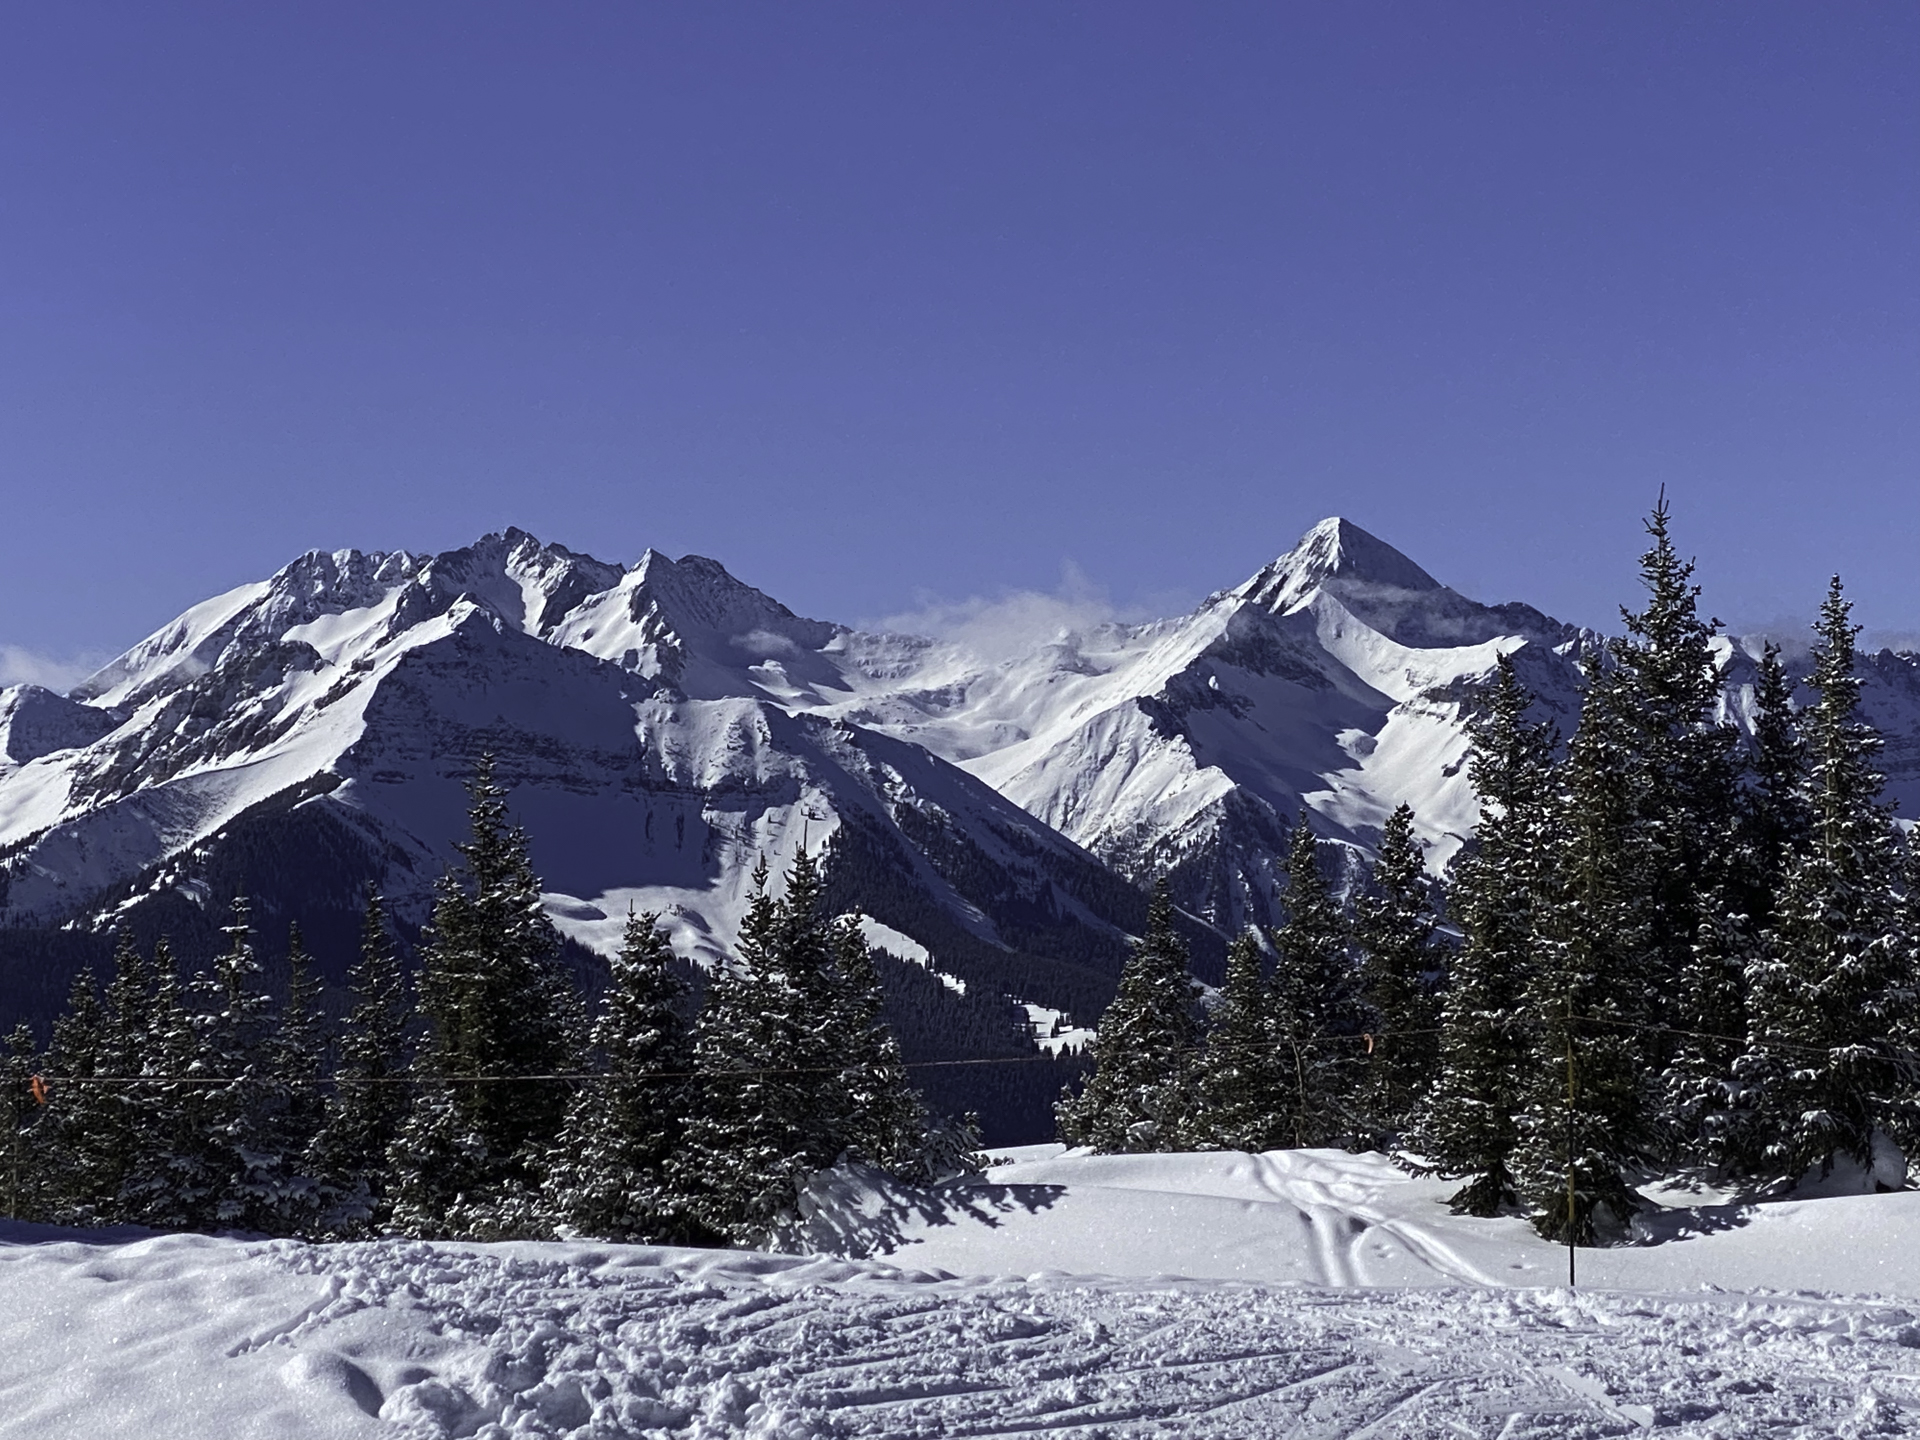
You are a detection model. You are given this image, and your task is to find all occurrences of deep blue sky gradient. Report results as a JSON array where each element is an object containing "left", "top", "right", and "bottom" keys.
[{"left": 1, "top": 2, "right": 1915, "bottom": 669}]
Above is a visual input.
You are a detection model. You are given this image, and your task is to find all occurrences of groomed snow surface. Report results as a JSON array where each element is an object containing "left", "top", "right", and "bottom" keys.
[{"left": 7, "top": 1148, "right": 1920, "bottom": 1438}]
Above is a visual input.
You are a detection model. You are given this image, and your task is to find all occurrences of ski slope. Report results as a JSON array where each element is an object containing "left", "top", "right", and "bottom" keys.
[{"left": 6, "top": 1148, "right": 1920, "bottom": 1437}]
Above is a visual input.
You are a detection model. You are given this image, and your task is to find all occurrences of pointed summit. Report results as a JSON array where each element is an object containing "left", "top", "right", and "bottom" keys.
[{"left": 1236, "top": 517, "right": 1442, "bottom": 615}]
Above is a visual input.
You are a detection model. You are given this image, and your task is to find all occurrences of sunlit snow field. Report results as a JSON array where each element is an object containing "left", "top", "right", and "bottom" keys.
[{"left": 6, "top": 1147, "right": 1920, "bottom": 1437}]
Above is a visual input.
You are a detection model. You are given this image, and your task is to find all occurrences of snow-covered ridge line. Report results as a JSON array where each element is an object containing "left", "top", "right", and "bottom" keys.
[{"left": 5, "top": 515, "right": 1919, "bottom": 998}]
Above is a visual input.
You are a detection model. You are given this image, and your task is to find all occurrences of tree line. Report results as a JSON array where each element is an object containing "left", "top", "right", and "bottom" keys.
[
  {"left": 3, "top": 759, "right": 971, "bottom": 1244},
  {"left": 1061, "top": 501, "right": 1920, "bottom": 1242}
]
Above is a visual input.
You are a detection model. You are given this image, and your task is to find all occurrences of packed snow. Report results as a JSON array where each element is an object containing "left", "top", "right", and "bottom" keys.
[{"left": 9, "top": 1146, "right": 1920, "bottom": 1437}]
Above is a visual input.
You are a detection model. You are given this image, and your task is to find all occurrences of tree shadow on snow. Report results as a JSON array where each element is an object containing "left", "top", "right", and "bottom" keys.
[{"left": 784, "top": 1166, "right": 1066, "bottom": 1261}]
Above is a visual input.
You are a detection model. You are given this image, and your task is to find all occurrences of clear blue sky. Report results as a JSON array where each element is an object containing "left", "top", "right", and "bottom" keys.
[{"left": 2, "top": 2, "right": 1915, "bottom": 675}]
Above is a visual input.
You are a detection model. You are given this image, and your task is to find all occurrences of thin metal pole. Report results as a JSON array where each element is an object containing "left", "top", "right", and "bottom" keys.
[{"left": 1565, "top": 993, "right": 1577, "bottom": 1288}]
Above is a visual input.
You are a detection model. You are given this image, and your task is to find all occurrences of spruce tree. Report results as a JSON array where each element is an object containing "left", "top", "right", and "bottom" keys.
[
  {"left": 544, "top": 907, "right": 693, "bottom": 1241},
  {"left": 1352, "top": 804, "right": 1441, "bottom": 1143},
  {"left": 1196, "top": 931, "right": 1289, "bottom": 1152},
  {"left": 37, "top": 968, "right": 116, "bottom": 1224},
  {"left": 1409, "top": 654, "right": 1555, "bottom": 1215},
  {"left": 85, "top": 930, "right": 154, "bottom": 1221},
  {"left": 312, "top": 890, "right": 412, "bottom": 1237},
  {"left": 1738, "top": 578, "right": 1918, "bottom": 1183},
  {"left": 390, "top": 756, "right": 582, "bottom": 1239},
  {"left": 183, "top": 897, "right": 278, "bottom": 1230},
  {"left": 1515, "top": 657, "right": 1659, "bottom": 1241},
  {"left": 1268, "top": 823, "right": 1363, "bottom": 1149},
  {"left": 675, "top": 850, "right": 856, "bottom": 1241},
  {"left": 254, "top": 923, "right": 328, "bottom": 1235},
  {"left": 826, "top": 914, "right": 941, "bottom": 1179},
  {"left": 122, "top": 937, "right": 216, "bottom": 1229},
  {"left": 1609, "top": 500, "right": 1745, "bottom": 1166},
  {"left": 1055, "top": 879, "right": 1200, "bottom": 1153}
]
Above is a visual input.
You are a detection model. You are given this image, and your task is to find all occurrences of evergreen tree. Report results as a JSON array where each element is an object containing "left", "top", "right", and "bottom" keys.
[
  {"left": 675, "top": 850, "right": 853, "bottom": 1241},
  {"left": 1352, "top": 804, "right": 1441, "bottom": 1142},
  {"left": 36, "top": 968, "right": 116, "bottom": 1224},
  {"left": 312, "top": 890, "right": 412, "bottom": 1237},
  {"left": 183, "top": 897, "right": 278, "bottom": 1230},
  {"left": 1614, "top": 498, "right": 1742, "bottom": 994},
  {"left": 1268, "top": 823, "right": 1364, "bottom": 1148},
  {"left": 1055, "top": 879, "right": 1200, "bottom": 1153},
  {"left": 1195, "top": 930, "right": 1289, "bottom": 1152},
  {"left": 1515, "top": 656, "right": 1659, "bottom": 1241},
  {"left": 121, "top": 938, "right": 216, "bottom": 1229},
  {"left": 1737, "top": 578, "right": 1918, "bottom": 1182},
  {"left": 255, "top": 922, "right": 328, "bottom": 1235},
  {"left": 100, "top": 929, "right": 153, "bottom": 1194},
  {"left": 1409, "top": 654, "right": 1555, "bottom": 1215},
  {"left": 1608, "top": 500, "right": 1746, "bottom": 1166},
  {"left": 544, "top": 907, "right": 693, "bottom": 1241},
  {"left": 85, "top": 930, "right": 154, "bottom": 1221},
  {"left": 390, "top": 756, "right": 582, "bottom": 1239},
  {"left": 826, "top": 914, "right": 945, "bottom": 1179},
  {"left": 1704, "top": 641, "right": 1814, "bottom": 1181}
]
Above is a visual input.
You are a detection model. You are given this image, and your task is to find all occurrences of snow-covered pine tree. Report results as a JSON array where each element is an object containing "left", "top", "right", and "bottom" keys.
[
  {"left": 1268, "top": 823, "right": 1364, "bottom": 1149},
  {"left": 672, "top": 860, "right": 797, "bottom": 1243},
  {"left": 1352, "top": 803, "right": 1442, "bottom": 1143},
  {"left": 1408, "top": 653, "right": 1555, "bottom": 1215},
  {"left": 1676, "top": 644, "right": 1809, "bottom": 1173},
  {"left": 120, "top": 937, "right": 217, "bottom": 1230},
  {"left": 311, "top": 890, "right": 412, "bottom": 1237},
  {"left": 36, "top": 968, "right": 116, "bottom": 1224},
  {"left": 82, "top": 929, "right": 155, "bottom": 1222},
  {"left": 826, "top": 914, "right": 947, "bottom": 1179},
  {"left": 1055, "top": 879, "right": 1200, "bottom": 1153},
  {"left": 544, "top": 906, "right": 694, "bottom": 1241},
  {"left": 1737, "top": 578, "right": 1919, "bottom": 1184},
  {"left": 253, "top": 923, "right": 328, "bottom": 1235},
  {"left": 183, "top": 897, "right": 278, "bottom": 1230},
  {"left": 677, "top": 849, "right": 874, "bottom": 1241},
  {"left": 1515, "top": 656, "right": 1659, "bottom": 1242},
  {"left": 1605, "top": 500, "right": 1746, "bottom": 1166},
  {"left": 1195, "top": 930, "right": 1289, "bottom": 1152},
  {"left": 390, "top": 756, "right": 582, "bottom": 1240}
]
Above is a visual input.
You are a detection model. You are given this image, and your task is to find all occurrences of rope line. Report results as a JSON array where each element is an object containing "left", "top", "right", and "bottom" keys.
[{"left": 8, "top": 1014, "right": 1890, "bottom": 1095}]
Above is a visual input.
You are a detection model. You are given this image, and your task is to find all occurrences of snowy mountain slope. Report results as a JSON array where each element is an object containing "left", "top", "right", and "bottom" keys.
[
  {"left": 11, "top": 1148, "right": 1920, "bottom": 1437},
  {"left": 658, "top": 517, "right": 1586, "bottom": 935},
  {"left": 6, "top": 517, "right": 1920, "bottom": 1057},
  {"left": 0, "top": 535, "right": 1140, "bottom": 1134}
]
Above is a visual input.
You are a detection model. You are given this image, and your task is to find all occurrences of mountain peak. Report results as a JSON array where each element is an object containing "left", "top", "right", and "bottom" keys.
[
  {"left": 1235, "top": 517, "right": 1441, "bottom": 614},
  {"left": 1289, "top": 517, "right": 1442, "bottom": 590}
]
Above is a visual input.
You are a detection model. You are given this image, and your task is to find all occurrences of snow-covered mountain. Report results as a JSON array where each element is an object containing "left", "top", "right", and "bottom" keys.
[
  {"left": 0, "top": 531, "right": 1141, "bottom": 1097},
  {"left": 5, "top": 517, "right": 1919, "bottom": 1052},
  {"left": 808, "top": 518, "right": 1595, "bottom": 933}
]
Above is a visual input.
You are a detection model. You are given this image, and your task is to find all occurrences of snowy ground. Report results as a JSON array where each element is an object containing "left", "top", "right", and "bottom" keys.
[{"left": 7, "top": 1149, "right": 1920, "bottom": 1438}]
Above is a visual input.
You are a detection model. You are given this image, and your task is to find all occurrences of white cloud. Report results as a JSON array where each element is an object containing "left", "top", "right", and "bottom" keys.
[
  {"left": 0, "top": 644, "right": 106, "bottom": 693},
  {"left": 870, "top": 562, "right": 1179, "bottom": 664}
]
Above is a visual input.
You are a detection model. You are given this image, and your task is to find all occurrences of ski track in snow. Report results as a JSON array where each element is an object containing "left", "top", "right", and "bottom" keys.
[
  {"left": 13, "top": 1149, "right": 1920, "bottom": 1437},
  {"left": 4, "top": 1230, "right": 1920, "bottom": 1438}
]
